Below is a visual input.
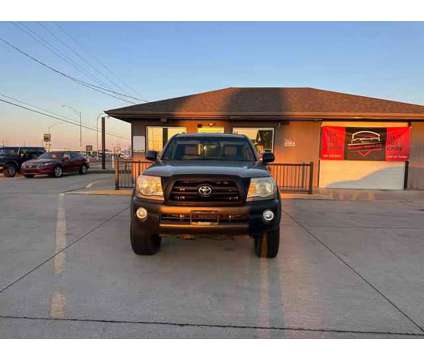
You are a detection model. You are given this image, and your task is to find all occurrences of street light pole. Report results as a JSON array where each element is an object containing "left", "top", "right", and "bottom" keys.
[{"left": 62, "top": 104, "right": 82, "bottom": 152}]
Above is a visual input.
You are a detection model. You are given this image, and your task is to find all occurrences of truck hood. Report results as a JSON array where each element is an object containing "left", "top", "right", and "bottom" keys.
[{"left": 143, "top": 160, "right": 270, "bottom": 178}]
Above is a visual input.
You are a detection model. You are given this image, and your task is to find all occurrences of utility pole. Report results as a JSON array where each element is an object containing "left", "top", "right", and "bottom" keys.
[
  {"left": 101, "top": 116, "right": 106, "bottom": 170},
  {"left": 95, "top": 112, "right": 105, "bottom": 160}
]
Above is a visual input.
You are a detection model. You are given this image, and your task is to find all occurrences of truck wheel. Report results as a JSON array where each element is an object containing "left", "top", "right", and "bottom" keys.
[
  {"left": 79, "top": 164, "right": 88, "bottom": 175},
  {"left": 53, "top": 166, "right": 63, "bottom": 178},
  {"left": 254, "top": 228, "right": 280, "bottom": 258},
  {"left": 3, "top": 164, "right": 17, "bottom": 177},
  {"left": 130, "top": 219, "right": 161, "bottom": 255}
]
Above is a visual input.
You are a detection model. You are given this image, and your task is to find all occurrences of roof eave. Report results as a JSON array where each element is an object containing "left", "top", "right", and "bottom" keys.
[{"left": 106, "top": 111, "right": 424, "bottom": 122}]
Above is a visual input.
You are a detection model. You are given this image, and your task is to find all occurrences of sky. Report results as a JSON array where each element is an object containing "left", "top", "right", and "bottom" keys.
[{"left": 1, "top": 21, "right": 424, "bottom": 150}]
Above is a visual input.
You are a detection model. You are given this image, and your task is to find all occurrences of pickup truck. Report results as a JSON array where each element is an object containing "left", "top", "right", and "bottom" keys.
[
  {"left": 130, "top": 133, "right": 281, "bottom": 258},
  {"left": 0, "top": 146, "right": 45, "bottom": 177}
]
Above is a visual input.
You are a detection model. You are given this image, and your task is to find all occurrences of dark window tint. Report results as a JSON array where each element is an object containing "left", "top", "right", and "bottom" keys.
[
  {"left": 70, "top": 152, "right": 81, "bottom": 159},
  {"left": 39, "top": 152, "right": 64, "bottom": 159},
  {"left": 0, "top": 148, "right": 18, "bottom": 156}
]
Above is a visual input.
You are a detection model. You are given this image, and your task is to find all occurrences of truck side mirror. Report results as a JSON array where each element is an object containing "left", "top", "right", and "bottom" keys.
[
  {"left": 145, "top": 150, "right": 158, "bottom": 161},
  {"left": 262, "top": 152, "right": 275, "bottom": 164}
]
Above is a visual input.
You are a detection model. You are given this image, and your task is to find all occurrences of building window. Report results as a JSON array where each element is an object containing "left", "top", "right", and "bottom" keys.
[
  {"left": 197, "top": 126, "right": 225, "bottom": 133},
  {"left": 146, "top": 126, "right": 186, "bottom": 152},
  {"left": 232, "top": 128, "right": 274, "bottom": 153}
]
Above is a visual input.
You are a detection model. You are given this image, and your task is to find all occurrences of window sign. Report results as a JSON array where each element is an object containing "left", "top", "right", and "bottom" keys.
[{"left": 321, "top": 126, "right": 410, "bottom": 161}]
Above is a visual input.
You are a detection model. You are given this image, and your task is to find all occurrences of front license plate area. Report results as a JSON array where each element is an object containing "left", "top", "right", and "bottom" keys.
[{"left": 190, "top": 211, "right": 219, "bottom": 225}]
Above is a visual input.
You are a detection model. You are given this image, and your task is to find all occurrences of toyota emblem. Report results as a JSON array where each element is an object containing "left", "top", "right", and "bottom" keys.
[{"left": 198, "top": 184, "right": 212, "bottom": 197}]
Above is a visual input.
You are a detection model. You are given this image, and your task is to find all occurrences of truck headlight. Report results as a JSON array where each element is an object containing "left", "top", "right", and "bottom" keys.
[
  {"left": 136, "top": 175, "right": 164, "bottom": 200},
  {"left": 247, "top": 177, "right": 276, "bottom": 201}
]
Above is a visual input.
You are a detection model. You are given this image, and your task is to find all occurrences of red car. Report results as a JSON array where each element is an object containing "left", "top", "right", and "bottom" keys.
[{"left": 21, "top": 151, "right": 89, "bottom": 178}]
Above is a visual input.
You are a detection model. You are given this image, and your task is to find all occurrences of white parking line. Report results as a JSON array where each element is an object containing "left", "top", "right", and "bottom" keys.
[
  {"left": 49, "top": 291, "right": 66, "bottom": 319},
  {"left": 86, "top": 178, "right": 110, "bottom": 189},
  {"left": 53, "top": 193, "right": 66, "bottom": 275},
  {"left": 50, "top": 193, "right": 67, "bottom": 319}
]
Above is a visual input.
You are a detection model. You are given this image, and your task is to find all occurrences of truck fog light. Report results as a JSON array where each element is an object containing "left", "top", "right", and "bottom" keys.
[
  {"left": 136, "top": 207, "right": 148, "bottom": 221},
  {"left": 263, "top": 210, "right": 274, "bottom": 222}
]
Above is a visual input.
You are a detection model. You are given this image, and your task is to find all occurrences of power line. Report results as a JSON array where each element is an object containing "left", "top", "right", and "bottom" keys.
[
  {"left": 54, "top": 22, "right": 144, "bottom": 100},
  {"left": 36, "top": 22, "right": 131, "bottom": 94},
  {"left": 0, "top": 36, "right": 141, "bottom": 104},
  {"left": 0, "top": 96, "right": 129, "bottom": 141},
  {"left": 0, "top": 92, "right": 83, "bottom": 123},
  {"left": 12, "top": 22, "right": 112, "bottom": 89}
]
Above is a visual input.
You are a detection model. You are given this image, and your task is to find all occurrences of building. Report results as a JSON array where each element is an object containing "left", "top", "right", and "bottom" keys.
[{"left": 106, "top": 87, "right": 424, "bottom": 190}]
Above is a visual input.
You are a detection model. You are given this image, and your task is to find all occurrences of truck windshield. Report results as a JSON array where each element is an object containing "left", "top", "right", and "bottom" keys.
[{"left": 162, "top": 137, "right": 256, "bottom": 161}]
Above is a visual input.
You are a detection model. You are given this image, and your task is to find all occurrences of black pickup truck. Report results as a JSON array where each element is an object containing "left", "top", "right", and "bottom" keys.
[
  {"left": 0, "top": 147, "right": 46, "bottom": 177},
  {"left": 130, "top": 133, "right": 281, "bottom": 258}
]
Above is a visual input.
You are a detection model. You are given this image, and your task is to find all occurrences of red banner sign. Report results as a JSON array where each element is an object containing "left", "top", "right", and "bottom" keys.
[{"left": 320, "top": 126, "right": 410, "bottom": 161}]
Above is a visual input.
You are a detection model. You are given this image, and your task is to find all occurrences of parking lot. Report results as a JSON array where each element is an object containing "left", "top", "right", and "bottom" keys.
[{"left": 1, "top": 172, "right": 424, "bottom": 338}]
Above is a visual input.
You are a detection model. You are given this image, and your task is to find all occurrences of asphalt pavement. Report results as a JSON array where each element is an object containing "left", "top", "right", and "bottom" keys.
[{"left": 1, "top": 172, "right": 424, "bottom": 338}]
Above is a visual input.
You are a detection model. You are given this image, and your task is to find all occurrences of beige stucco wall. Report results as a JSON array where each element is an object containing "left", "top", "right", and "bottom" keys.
[
  {"left": 408, "top": 122, "right": 424, "bottom": 190},
  {"left": 319, "top": 160, "right": 405, "bottom": 189},
  {"left": 273, "top": 121, "right": 321, "bottom": 187}
]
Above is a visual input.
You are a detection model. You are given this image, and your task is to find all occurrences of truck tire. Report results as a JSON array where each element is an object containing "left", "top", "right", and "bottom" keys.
[
  {"left": 254, "top": 228, "right": 280, "bottom": 258},
  {"left": 130, "top": 219, "right": 161, "bottom": 255},
  {"left": 3, "top": 163, "right": 17, "bottom": 177}
]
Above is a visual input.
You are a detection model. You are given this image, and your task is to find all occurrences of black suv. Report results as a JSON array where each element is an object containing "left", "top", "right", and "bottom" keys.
[
  {"left": 0, "top": 147, "right": 46, "bottom": 177},
  {"left": 130, "top": 133, "right": 281, "bottom": 258}
]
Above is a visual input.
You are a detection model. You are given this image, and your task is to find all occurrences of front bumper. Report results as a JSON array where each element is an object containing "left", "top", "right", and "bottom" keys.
[
  {"left": 21, "top": 165, "right": 54, "bottom": 175},
  {"left": 131, "top": 195, "right": 281, "bottom": 236}
]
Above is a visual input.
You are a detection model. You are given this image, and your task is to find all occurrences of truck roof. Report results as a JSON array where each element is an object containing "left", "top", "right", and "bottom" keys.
[{"left": 173, "top": 133, "right": 247, "bottom": 139}]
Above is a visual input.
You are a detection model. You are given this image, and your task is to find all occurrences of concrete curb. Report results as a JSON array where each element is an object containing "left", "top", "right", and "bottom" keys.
[
  {"left": 68, "top": 189, "right": 132, "bottom": 196},
  {"left": 87, "top": 169, "right": 115, "bottom": 174},
  {"left": 282, "top": 193, "right": 334, "bottom": 200}
]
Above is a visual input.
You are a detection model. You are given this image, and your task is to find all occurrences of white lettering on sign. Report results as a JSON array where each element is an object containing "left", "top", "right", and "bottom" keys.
[{"left": 284, "top": 138, "right": 296, "bottom": 147}]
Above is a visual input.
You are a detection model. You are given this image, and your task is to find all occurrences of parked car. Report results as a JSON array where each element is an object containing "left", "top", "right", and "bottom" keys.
[
  {"left": 0, "top": 146, "right": 46, "bottom": 177},
  {"left": 21, "top": 151, "right": 89, "bottom": 178},
  {"left": 130, "top": 133, "right": 281, "bottom": 258}
]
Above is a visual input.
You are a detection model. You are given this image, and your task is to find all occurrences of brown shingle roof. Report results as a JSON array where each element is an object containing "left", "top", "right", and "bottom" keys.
[{"left": 106, "top": 87, "right": 424, "bottom": 121}]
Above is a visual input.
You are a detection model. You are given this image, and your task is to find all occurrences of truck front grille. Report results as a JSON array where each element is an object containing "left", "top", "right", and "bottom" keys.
[
  {"left": 160, "top": 213, "right": 248, "bottom": 225},
  {"left": 169, "top": 179, "right": 242, "bottom": 203}
]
